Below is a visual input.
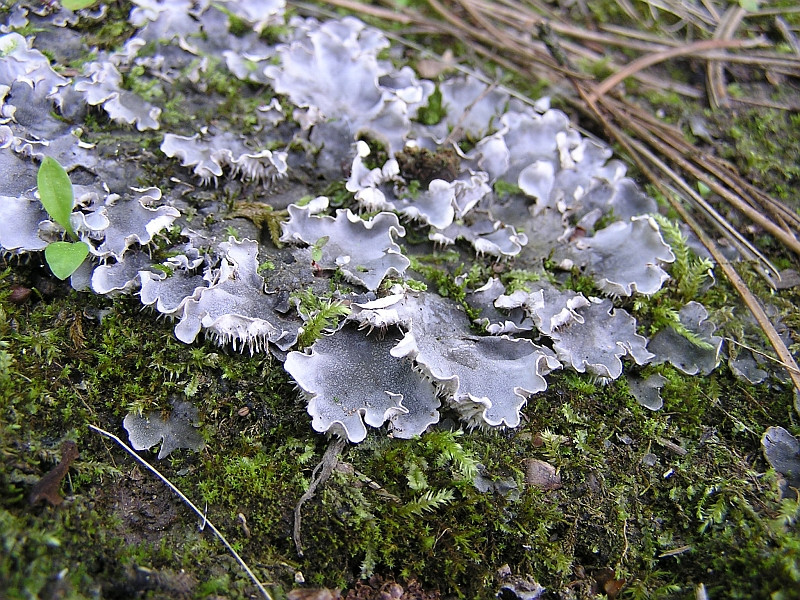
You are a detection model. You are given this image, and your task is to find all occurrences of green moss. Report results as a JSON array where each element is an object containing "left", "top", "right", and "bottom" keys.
[
  {"left": 1, "top": 502, "right": 124, "bottom": 599},
  {"left": 204, "top": 58, "right": 246, "bottom": 99},
  {"left": 492, "top": 180, "right": 524, "bottom": 200},
  {"left": 630, "top": 215, "right": 721, "bottom": 351},
  {"left": 576, "top": 56, "right": 615, "bottom": 79},
  {"left": 321, "top": 180, "right": 357, "bottom": 209},
  {"left": 3, "top": 248, "right": 799, "bottom": 598},
  {"left": 0, "top": 265, "right": 308, "bottom": 596},
  {"left": 713, "top": 108, "right": 800, "bottom": 203},
  {"left": 72, "top": 1, "right": 136, "bottom": 50},
  {"left": 290, "top": 288, "right": 350, "bottom": 348},
  {"left": 214, "top": 5, "right": 252, "bottom": 37},
  {"left": 259, "top": 24, "right": 292, "bottom": 46},
  {"left": 585, "top": 0, "right": 631, "bottom": 25},
  {"left": 561, "top": 267, "right": 599, "bottom": 296},
  {"left": 356, "top": 133, "right": 390, "bottom": 171},
  {"left": 408, "top": 254, "right": 489, "bottom": 323},
  {"left": 414, "top": 85, "right": 445, "bottom": 126},
  {"left": 5, "top": 3, "right": 800, "bottom": 598},
  {"left": 198, "top": 437, "right": 313, "bottom": 537},
  {"left": 122, "top": 64, "right": 164, "bottom": 102}
]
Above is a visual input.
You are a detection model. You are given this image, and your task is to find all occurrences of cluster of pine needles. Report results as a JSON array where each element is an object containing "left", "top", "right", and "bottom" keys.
[{"left": 293, "top": 0, "right": 800, "bottom": 393}]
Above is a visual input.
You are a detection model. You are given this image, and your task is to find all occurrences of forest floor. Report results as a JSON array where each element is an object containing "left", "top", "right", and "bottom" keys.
[{"left": 2, "top": 1, "right": 800, "bottom": 599}]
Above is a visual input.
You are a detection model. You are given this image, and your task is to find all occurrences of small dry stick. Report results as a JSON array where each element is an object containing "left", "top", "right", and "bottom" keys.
[
  {"left": 706, "top": 6, "right": 746, "bottom": 109},
  {"left": 88, "top": 424, "right": 273, "bottom": 600},
  {"left": 443, "top": 79, "right": 499, "bottom": 147},
  {"left": 725, "top": 337, "right": 800, "bottom": 375},
  {"left": 293, "top": 436, "right": 347, "bottom": 557},
  {"left": 29, "top": 440, "right": 79, "bottom": 506}
]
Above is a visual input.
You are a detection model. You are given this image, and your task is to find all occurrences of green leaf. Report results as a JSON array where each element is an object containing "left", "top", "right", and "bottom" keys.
[
  {"left": 37, "top": 157, "right": 75, "bottom": 237},
  {"left": 311, "top": 235, "right": 329, "bottom": 263},
  {"left": 44, "top": 241, "right": 89, "bottom": 280},
  {"left": 738, "top": 0, "right": 759, "bottom": 12},
  {"left": 62, "top": 0, "right": 97, "bottom": 9}
]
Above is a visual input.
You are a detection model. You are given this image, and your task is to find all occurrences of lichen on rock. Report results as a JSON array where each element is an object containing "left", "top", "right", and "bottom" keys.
[
  {"left": 74, "top": 59, "right": 161, "bottom": 131},
  {"left": 161, "top": 130, "right": 288, "bottom": 186},
  {"left": 123, "top": 400, "right": 205, "bottom": 460},
  {"left": 285, "top": 325, "right": 441, "bottom": 442},
  {"left": 170, "top": 238, "right": 299, "bottom": 352},
  {"left": 91, "top": 188, "right": 180, "bottom": 260},
  {"left": 0, "top": 195, "right": 50, "bottom": 252},
  {"left": 628, "top": 373, "right": 668, "bottom": 411},
  {"left": 574, "top": 215, "right": 675, "bottom": 297},
  {"left": 548, "top": 298, "right": 654, "bottom": 380},
  {"left": 280, "top": 202, "right": 410, "bottom": 291},
  {"left": 349, "top": 290, "right": 559, "bottom": 430},
  {"left": 264, "top": 16, "right": 424, "bottom": 153},
  {"left": 0, "top": 2, "right": 760, "bottom": 451},
  {"left": 648, "top": 301, "right": 722, "bottom": 375}
]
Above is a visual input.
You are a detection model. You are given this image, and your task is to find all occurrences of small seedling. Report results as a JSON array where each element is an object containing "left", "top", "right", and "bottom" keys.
[
  {"left": 37, "top": 157, "right": 89, "bottom": 280},
  {"left": 310, "top": 235, "right": 329, "bottom": 263}
]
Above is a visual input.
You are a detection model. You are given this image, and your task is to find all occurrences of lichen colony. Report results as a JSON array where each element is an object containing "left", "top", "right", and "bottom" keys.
[{"left": 2, "top": 0, "right": 738, "bottom": 443}]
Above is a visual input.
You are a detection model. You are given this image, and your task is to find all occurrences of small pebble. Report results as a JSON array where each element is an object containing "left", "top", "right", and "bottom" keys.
[{"left": 9, "top": 284, "right": 32, "bottom": 304}]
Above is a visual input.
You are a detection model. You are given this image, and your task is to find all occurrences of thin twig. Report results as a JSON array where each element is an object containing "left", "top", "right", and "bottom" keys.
[
  {"left": 472, "top": 0, "right": 674, "bottom": 51},
  {"left": 620, "top": 134, "right": 773, "bottom": 269},
  {"left": 599, "top": 92, "right": 800, "bottom": 262},
  {"left": 88, "top": 424, "right": 273, "bottom": 600},
  {"left": 695, "top": 53, "right": 800, "bottom": 69},
  {"left": 588, "top": 95, "right": 785, "bottom": 277},
  {"left": 599, "top": 23, "right": 685, "bottom": 45},
  {"left": 700, "top": 0, "right": 721, "bottom": 22},
  {"left": 443, "top": 79, "right": 500, "bottom": 146},
  {"left": 726, "top": 337, "right": 800, "bottom": 375},
  {"left": 774, "top": 17, "right": 800, "bottom": 55},
  {"left": 293, "top": 436, "right": 347, "bottom": 557},
  {"left": 639, "top": 0, "right": 719, "bottom": 30},
  {"left": 614, "top": 0, "right": 646, "bottom": 24},
  {"left": 729, "top": 96, "right": 800, "bottom": 111},
  {"left": 424, "top": 0, "right": 581, "bottom": 77},
  {"left": 456, "top": 0, "right": 521, "bottom": 56},
  {"left": 752, "top": 6, "right": 800, "bottom": 17}
]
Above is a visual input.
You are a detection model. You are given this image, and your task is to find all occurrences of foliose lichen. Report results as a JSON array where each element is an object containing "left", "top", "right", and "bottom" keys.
[{"left": 0, "top": 1, "right": 739, "bottom": 443}]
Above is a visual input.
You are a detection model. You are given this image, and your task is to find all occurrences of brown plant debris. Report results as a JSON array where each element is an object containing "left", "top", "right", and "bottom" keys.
[
  {"left": 288, "top": 588, "right": 342, "bottom": 600},
  {"left": 344, "top": 574, "right": 441, "bottom": 600},
  {"left": 28, "top": 440, "right": 79, "bottom": 506}
]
